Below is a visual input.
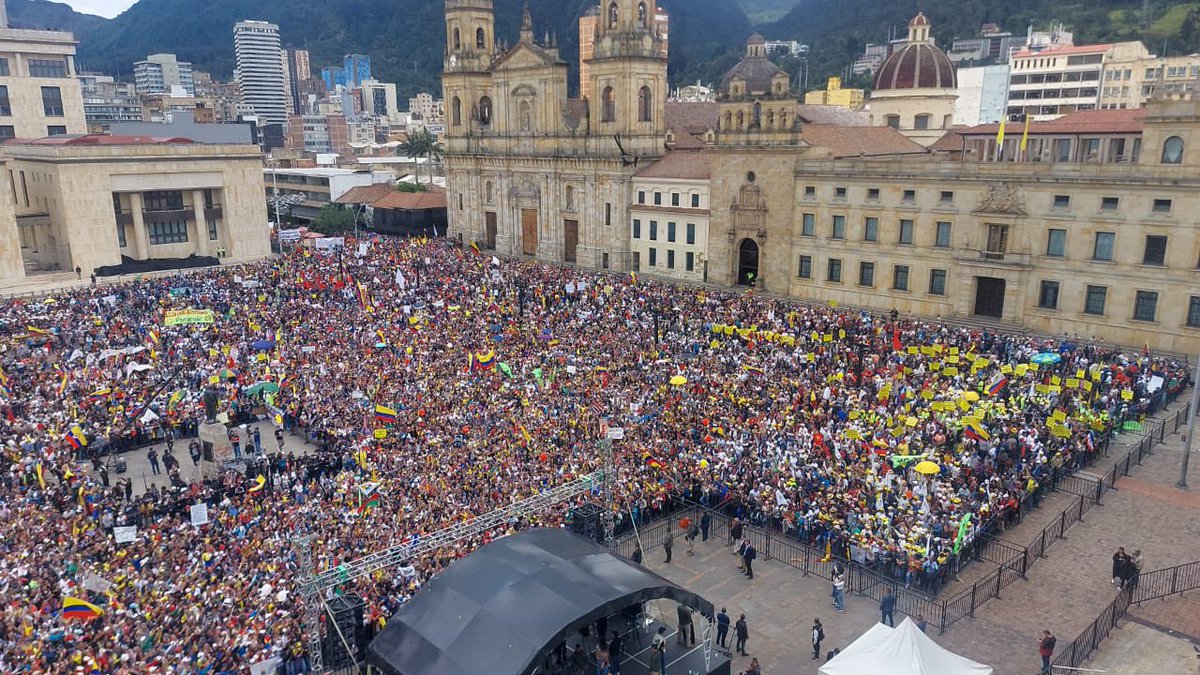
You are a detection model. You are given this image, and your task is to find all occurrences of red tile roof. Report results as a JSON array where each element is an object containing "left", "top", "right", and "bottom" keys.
[
  {"left": 664, "top": 101, "right": 719, "bottom": 134},
  {"left": 373, "top": 190, "right": 448, "bottom": 211},
  {"left": 635, "top": 150, "right": 711, "bottom": 180},
  {"left": 335, "top": 184, "right": 399, "bottom": 205},
  {"left": 960, "top": 108, "right": 1145, "bottom": 136},
  {"left": 800, "top": 126, "right": 929, "bottom": 158}
]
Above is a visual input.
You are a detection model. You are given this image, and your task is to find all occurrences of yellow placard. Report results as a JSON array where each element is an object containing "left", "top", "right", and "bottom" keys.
[
  {"left": 1014, "top": 364, "right": 1029, "bottom": 377},
  {"left": 1000, "top": 364, "right": 1013, "bottom": 374},
  {"left": 1052, "top": 410, "right": 1067, "bottom": 423},
  {"left": 1050, "top": 376, "right": 1062, "bottom": 386},
  {"left": 949, "top": 347, "right": 959, "bottom": 355},
  {"left": 946, "top": 355, "right": 960, "bottom": 364},
  {"left": 1035, "top": 384, "right": 1049, "bottom": 394},
  {"left": 1076, "top": 369, "right": 1086, "bottom": 380},
  {"left": 163, "top": 308, "right": 215, "bottom": 326},
  {"left": 942, "top": 367, "right": 959, "bottom": 377},
  {"left": 838, "top": 329, "right": 847, "bottom": 339},
  {"left": 958, "top": 399, "right": 971, "bottom": 411},
  {"left": 849, "top": 410, "right": 862, "bottom": 420},
  {"left": 1029, "top": 362, "right": 1040, "bottom": 372},
  {"left": 373, "top": 428, "right": 388, "bottom": 439},
  {"left": 921, "top": 389, "right": 935, "bottom": 400},
  {"left": 906, "top": 416, "right": 918, "bottom": 427},
  {"left": 1048, "top": 385, "right": 1062, "bottom": 393},
  {"left": 1050, "top": 425, "right": 1072, "bottom": 438},
  {"left": 209, "top": 375, "right": 219, "bottom": 384},
  {"left": 1066, "top": 378, "right": 1080, "bottom": 389},
  {"left": 823, "top": 333, "right": 834, "bottom": 343},
  {"left": 1083, "top": 381, "right": 1094, "bottom": 392},
  {"left": 1121, "top": 389, "right": 1134, "bottom": 401},
  {"left": 907, "top": 346, "right": 919, "bottom": 355}
]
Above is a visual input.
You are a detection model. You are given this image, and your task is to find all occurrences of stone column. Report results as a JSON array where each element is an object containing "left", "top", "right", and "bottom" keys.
[
  {"left": 192, "top": 190, "right": 210, "bottom": 257},
  {"left": 128, "top": 192, "right": 150, "bottom": 261}
]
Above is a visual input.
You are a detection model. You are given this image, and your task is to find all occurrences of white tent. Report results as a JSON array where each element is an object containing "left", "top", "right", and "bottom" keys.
[{"left": 819, "top": 618, "right": 993, "bottom": 675}]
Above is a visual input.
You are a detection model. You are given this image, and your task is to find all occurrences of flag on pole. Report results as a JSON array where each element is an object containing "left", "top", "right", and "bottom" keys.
[
  {"left": 1018, "top": 115, "right": 1031, "bottom": 155},
  {"left": 65, "top": 426, "right": 88, "bottom": 450},
  {"left": 374, "top": 404, "right": 398, "bottom": 423},
  {"left": 986, "top": 373, "right": 1007, "bottom": 397},
  {"left": 62, "top": 597, "right": 104, "bottom": 622},
  {"left": 995, "top": 118, "right": 1006, "bottom": 146},
  {"left": 248, "top": 475, "right": 266, "bottom": 493}
]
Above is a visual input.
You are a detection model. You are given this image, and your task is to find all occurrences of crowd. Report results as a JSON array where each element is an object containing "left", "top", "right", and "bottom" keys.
[{"left": 0, "top": 237, "right": 1187, "bottom": 672}]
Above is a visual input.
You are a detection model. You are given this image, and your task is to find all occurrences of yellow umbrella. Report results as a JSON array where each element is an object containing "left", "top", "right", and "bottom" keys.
[
  {"left": 913, "top": 460, "right": 940, "bottom": 475},
  {"left": 962, "top": 391, "right": 980, "bottom": 402},
  {"left": 670, "top": 375, "right": 688, "bottom": 386}
]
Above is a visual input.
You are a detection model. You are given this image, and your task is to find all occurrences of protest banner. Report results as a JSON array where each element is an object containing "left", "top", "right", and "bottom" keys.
[{"left": 164, "top": 308, "right": 216, "bottom": 326}]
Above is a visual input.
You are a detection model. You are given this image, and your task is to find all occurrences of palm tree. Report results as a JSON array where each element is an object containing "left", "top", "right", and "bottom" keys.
[{"left": 400, "top": 128, "right": 444, "bottom": 189}]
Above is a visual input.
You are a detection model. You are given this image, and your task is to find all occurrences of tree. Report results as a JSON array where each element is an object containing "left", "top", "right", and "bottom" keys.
[
  {"left": 395, "top": 182, "right": 428, "bottom": 193},
  {"left": 400, "top": 128, "right": 444, "bottom": 188},
  {"left": 311, "top": 204, "right": 356, "bottom": 235}
]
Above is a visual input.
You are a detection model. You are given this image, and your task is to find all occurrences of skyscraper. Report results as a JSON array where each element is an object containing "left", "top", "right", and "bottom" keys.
[
  {"left": 343, "top": 54, "right": 371, "bottom": 88},
  {"left": 133, "top": 53, "right": 195, "bottom": 96},
  {"left": 233, "top": 20, "right": 288, "bottom": 126},
  {"left": 285, "top": 48, "right": 311, "bottom": 113}
]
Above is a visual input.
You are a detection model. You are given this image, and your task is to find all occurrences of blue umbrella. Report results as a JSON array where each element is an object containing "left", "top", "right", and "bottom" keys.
[
  {"left": 251, "top": 340, "right": 275, "bottom": 351},
  {"left": 1031, "top": 352, "right": 1062, "bottom": 365}
]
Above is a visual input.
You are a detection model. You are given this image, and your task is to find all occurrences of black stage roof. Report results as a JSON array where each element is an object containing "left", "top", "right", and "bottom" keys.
[{"left": 366, "top": 527, "right": 715, "bottom": 675}]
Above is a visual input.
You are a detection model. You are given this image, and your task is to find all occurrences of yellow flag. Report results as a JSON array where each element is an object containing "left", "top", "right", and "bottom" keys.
[
  {"left": 1019, "top": 115, "right": 1031, "bottom": 153},
  {"left": 996, "top": 118, "right": 1006, "bottom": 146}
]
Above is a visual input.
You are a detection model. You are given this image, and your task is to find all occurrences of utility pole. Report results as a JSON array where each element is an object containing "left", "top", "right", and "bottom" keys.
[{"left": 1179, "top": 355, "right": 1199, "bottom": 488}]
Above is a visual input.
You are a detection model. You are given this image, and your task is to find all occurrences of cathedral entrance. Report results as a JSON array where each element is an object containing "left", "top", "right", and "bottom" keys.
[
  {"left": 973, "top": 276, "right": 1006, "bottom": 318},
  {"left": 520, "top": 208, "right": 538, "bottom": 256},
  {"left": 563, "top": 219, "right": 578, "bottom": 263},
  {"left": 484, "top": 212, "right": 497, "bottom": 249},
  {"left": 737, "top": 238, "right": 760, "bottom": 287}
]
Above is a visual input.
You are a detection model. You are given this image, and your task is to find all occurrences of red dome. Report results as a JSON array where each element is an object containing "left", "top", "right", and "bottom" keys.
[
  {"left": 873, "top": 43, "right": 956, "bottom": 90},
  {"left": 909, "top": 12, "right": 929, "bottom": 27}
]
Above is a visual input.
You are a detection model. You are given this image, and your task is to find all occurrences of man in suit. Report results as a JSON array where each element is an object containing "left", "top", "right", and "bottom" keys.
[
  {"left": 742, "top": 541, "right": 757, "bottom": 579},
  {"left": 716, "top": 607, "right": 730, "bottom": 649},
  {"left": 663, "top": 530, "right": 673, "bottom": 563},
  {"left": 700, "top": 512, "right": 711, "bottom": 541},
  {"left": 880, "top": 589, "right": 896, "bottom": 627},
  {"left": 735, "top": 614, "right": 749, "bottom": 656}
]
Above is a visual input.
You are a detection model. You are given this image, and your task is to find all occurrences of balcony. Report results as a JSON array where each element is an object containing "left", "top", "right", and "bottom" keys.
[
  {"left": 953, "top": 248, "right": 1033, "bottom": 269},
  {"left": 142, "top": 208, "right": 194, "bottom": 225},
  {"left": 114, "top": 209, "right": 133, "bottom": 227},
  {"left": 204, "top": 204, "right": 223, "bottom": 221}
]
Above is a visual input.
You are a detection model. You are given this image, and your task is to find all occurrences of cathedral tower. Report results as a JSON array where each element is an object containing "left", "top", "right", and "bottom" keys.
[
  {"left": 586, "top": 0, "right": 668, "bottom": 153},
  {"left": 444, "top": 0, "right": 496, "bottom": 137}
]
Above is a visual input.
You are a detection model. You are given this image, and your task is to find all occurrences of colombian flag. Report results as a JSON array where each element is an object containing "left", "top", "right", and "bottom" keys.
[
  {"left": 742, "top": 365, "right": 765, "bottom": 376},
  {"left": 964, "top": 421, "right": 990, "bottom": 442},
  {"left": 65, "top": 426, "right": 88, "bottom": 450},
  {"left": 374, "top": 404, "right": 399, "bottom": 424},
  {"left": 643, "top": 453, "right": 664, "bottom": 469},
  {"left": 986, "top": 373, "right": 1007, "bottom": 397},
  {"left": 62, "top": 597, "right": 103, "bottom": 621},
  {"left": 475, "top": 350, "right": 496, "bottom": 370},
  {"left": 248, "top": 475, "right": 266, "bottom": 493}
]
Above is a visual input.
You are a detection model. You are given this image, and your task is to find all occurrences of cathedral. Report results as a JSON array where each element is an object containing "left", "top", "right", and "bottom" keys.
[{"left": 442, "top": 0, "right": 668, "bottom": 270}]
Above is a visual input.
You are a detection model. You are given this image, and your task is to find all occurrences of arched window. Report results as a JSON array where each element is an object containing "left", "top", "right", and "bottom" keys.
[
  {"left": 451, "top": 96, "right": 461, "bottom": 126},
  {"left": 767, "top": 110, "right": 775, "bottom": 128},
  {"left": 601, "top": 86, "right": 616, "bottom": 123},
  {"left": 476, "top": 27, "right": 486, "bottom": 49},
  {"left": 752, "top": 102, "right": 761, "bottom": 128},
  {"left": 453, "top": 28, "right": 461, "bottom": 51},
  {"left": 638, "top": 86, "right": 653, "bottom": 122},
  {"left": 485, "top": 181, "right": 494, "bottom": 203},
  {"left": 565, "top": 185, "right": 575, "bottom": 210},
  {"left": 479, "top": 96, "right": 492, "bottom": 125},
  {"left": 608, "top": 2, "right": 618, "bottom": 29},
  {"left": 780, "top": 112, "right": 787, "bottom": 128},
  {"left": 736, "top": 110, "right": 744, "bottom": 129},
  {"left": 638, "top": 2, "right": 647, "bottom": 28},
  {"left": 1162, "top": 136, "right": 1184, "bottom": 164},
  {"left": 914, "top": 114, "right": 931, "bottom": 130},
  {"left": 519, "top": 100, "right": 532, "bottom": 132},
  {"left": 724, "top": 111, "right": 732, "bottom": 130}
]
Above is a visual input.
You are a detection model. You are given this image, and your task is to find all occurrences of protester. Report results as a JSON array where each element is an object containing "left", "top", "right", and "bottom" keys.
[
  {"left": 0, "top": 238, "right": 1182, "bottom": 671},
  {"left": 1038, "top": 629, "right": 1057, "bottom": 674}
]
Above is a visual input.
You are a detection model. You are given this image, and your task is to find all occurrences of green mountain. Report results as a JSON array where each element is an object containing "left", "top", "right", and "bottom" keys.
[
  {"left": 763, "top": 0, "right": 1200, "bottom": 91},
  {"left": 74, "top": 0, "right": 752, "bottom": 102},
  {"left": 737, "top": 0, "right": 802, "bottom": 24},
  {"left": 7, "top": 0, "right": 109, "bottom": 42}
]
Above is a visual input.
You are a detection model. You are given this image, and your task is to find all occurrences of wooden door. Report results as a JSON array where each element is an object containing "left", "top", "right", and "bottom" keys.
[
  {"left": 485, "top": 212, "right": 497, "bottom": 249},
  {"left": 521, "top": 208, "right": 538, "bottom": 256},
  {"left": 563, "top": 219, "right": 579, "bottom": 263}
]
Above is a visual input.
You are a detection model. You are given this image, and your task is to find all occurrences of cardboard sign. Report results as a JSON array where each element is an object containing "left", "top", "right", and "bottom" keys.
[
  {"left": 190, "top": 503, "right": 209, "bottom": 526},
  {"left": 113, "top": 525, "right": 137, "bottom": 543}
]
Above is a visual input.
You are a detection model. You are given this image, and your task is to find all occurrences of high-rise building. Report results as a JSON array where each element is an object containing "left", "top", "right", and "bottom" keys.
[
  {"left": 360, "top": 79, "right": 399, "bottom": 122},
  {"left": 343, "top": 54, "right": 371, "bottom": 88},
  {"left": 579, "top": 4, "right": 667, "bottom": 101},
  {"left": 285, "top": 48, "right": 310, "bottom": 112},
  {"left": 0, "top": 24, "right": 88, "bottom": 139},
  {"left": 133, "top": 53, "right": 195, "bottom": 96},
  {"left": 1008, "top": 41, "right": 1149, "bottom": 120},
  {"left": 321, "top": 66, "right": 345, "bottom": 93},
  {"left": 233, "top": 20, "right": 288, "bottom": 126}
]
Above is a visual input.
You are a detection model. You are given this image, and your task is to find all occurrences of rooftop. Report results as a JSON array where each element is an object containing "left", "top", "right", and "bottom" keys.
[
  {"left": 635, "top": 150, "right": 711, "bottom": 180},
  {"left": 264, "top": 167, "right": 368, "bottom": 178},
  {"left": 4, "top": 135, "right": 195, "bottom": 146},
  {"left": 800, "top": 126, "right": 929, "bottom": 159},
  {"left": 960, "top": 108, "right": 1146, "bottom": 136},
  {"left": 334, "top": 184, "right": 398, "bottom": 205},
  {"left": 1011, "top": 43, "right": 1113, "bottom": 58},
  {"left": 372, "top": 190, "right": 448, "bottom": 211}
]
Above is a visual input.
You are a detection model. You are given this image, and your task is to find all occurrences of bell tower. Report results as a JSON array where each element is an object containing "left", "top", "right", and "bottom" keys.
[
  {"left": 444, "top": 0, "right": 495, "bottom": 139},
  {"left": 586, "top": 0, "right": 668, "bottom": 153}
]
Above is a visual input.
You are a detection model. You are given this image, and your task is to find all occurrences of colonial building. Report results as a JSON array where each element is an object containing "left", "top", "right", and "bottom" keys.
[
  {"left": 629, "top": 148, "right": 710, "bottom": 282},
  {"left": 443, "top": 0, "right": 667, "bottom": 270}
]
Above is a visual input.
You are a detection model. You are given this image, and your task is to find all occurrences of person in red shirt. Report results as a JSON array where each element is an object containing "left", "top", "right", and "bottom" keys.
[{"left": 1038, "top": 629, "right": 1056, "bottom": 674}]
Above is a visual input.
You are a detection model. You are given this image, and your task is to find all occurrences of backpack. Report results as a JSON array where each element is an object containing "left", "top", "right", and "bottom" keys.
[{"left": 817, "top": 626, "right": 825, "bottom": 642}]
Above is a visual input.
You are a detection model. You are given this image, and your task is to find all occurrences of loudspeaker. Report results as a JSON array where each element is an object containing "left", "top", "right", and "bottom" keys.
[
  {"left": 570, "top": 503, "right": 606, "bottom": 544},
  {"left": 322, "top": 593, "right": 367, "bottom": 669}
]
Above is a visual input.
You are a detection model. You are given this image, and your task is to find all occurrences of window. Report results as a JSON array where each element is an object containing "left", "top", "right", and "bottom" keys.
[
  {"left": 1093, "top": 232, "right": 1115, "bottom": 261},
  {"left": 892, "top": 265, "right": 910, "bottom": 291},
  {"left": 867, "top": 188, "right": 880, "bottom": 201},
  {"left": 802, "top": 213, "right": 815, "bottom": 236},
  {"left": 29, "top": 59, "right": 67, "bottom": 78},
  {"left": 929, "top": 269, "right": 947, "bottom": 296},
  {"left": 608, "top": 2, "right": 618, "bottom": 28},
  {"left": 1046, "top": 229, "right": 1066, "bottom": 257},
  {"left": 914, "top": 114, "right": 930, "bottom": 130},
  {"left": 691, "top": 194, "right": 700, "bottom": 208},
  {"left": 148, "top": 221, "right": 188, "bottom": 245},
  {"left": 605, "top": 202, "right": 612, "bottom": 226},
  {"left": 831, "top": 215, "right": 845, "bottom": 239},
  {"left": 1161, "top": 136, "right": 1184, "bottom": 164},
  {"left": 798, "top": 255, "right": 812, "bottom": 278},
  {"left": 859, "top": 261, "right": 875, "bottom": 286},
  {"left": 898, "top": 219, "right": 914, "bottom": 244},
  {"left": 667, "top": 222, "right": 676, "bottom": 243},
  {"left": 804, "top": 185, "right": 815, "bottom": 198},
  {"left": 885, "top": 114, "right": 899, "bottom": 129},
  {"left": 41, "top": 87, "right": 64, "bottom": 116},
  {"left": 827, "top": 258, "right": 842, "bottom": 282},
  {"left": 1133, "top": 291, "right": 1158, "bottom": 322},
  {"left": 834, "top": 186, "right": 847, "bottom": 199},
  {"left": 46, "top": 125, "right": 66, "bottom": 136},
  {"left": 935, "top": 221, "right": 951, "bottom": 248},
  {"left": 1084, "top": 285, "right": 1107, "bottom": 315},
  {"left": 686, "top": 252, "right": 694, "bottom": 272},
  {"left": 1038, "top": 281, "right": 1060, "bottom": 309},
  {"left": 667, "top": 249, "right": 675, "bottom": 269},
  {"left": 0, "top": 126, "right": 14, "bottom": 140},
  {"left": 208, "top": 217, "right": 218, "bottom": 241},
  {"left": 518, "top": 100, "right": 532, "bottom": 132},
  {"left": 565, "top": 185, "right": 574, "bottom": 210},
  {"left": 939, "top": 191, "right": 954, "bottom": 205},
  {"left": 1052, "top": 194, "right": 1070, "bottom": 209},
  {"left": 686, "top": 223, "right": 695, "bottom": 245},
  {"left": 0, "top": 86, "right": 9, "bottom": 116},
  {"left": 638, "top": 86, "right": 653, "bottom": 122},
  {"left": 144, "top": 190, "right": 184, "bottom": 211},
  {"left": 902, "top": 189, "right": 916, "bottom": 203},
  {"left": 1188, "top": 296, "right": 1200, "bottom": 327},
  {"left": 602, "top": 87, "right": 616, "bottom": 123},
  {"left": 653, "top": 192, "right": 661, "bottom": 206},
  {"left": 1143, "top": 235, "right": 1167, "bottom": 266},
  {"left": 476, "top": 27, "right": 486, "bottom": 49},
  {"left": 451, "top": 97, "right": 461, "bottom": 126},
  {"left": 649, "top": 220, "right": 657, "bottom": 240},
  {"left": 459, "top": 193, "right": 464, "bottom": 210},
  {"left": 1101, "top": 196, "right": 1118, "bottom": 211},
  {"left": 637, "top": 2, "right": 647, "bottom": 27},
  {"left": 0, "top": 59, "right": 9, "bottom": 76},
  {"left": 1152, "top": 198, "right": 1172, "bottom": 213},
  {"left": 478, "top": 96, "right": 492, "bottom": 125},
  {"left": 637, "top": 190, "right": 645, "bottom": 204},
  {"left": 453, "top": 28, "right": 461, "bottom": 50},
  {"left": 649, "top": 248, "right": 657, "bottom": 267},
  {"left": 632, "top": 219, "right": 641, "bottom": 239},
  {"left": 864, "top": 217, "right": 878, "bottom": 242},
  {"left": 671, "top": 192, "right": 680, "bottom": 207}
]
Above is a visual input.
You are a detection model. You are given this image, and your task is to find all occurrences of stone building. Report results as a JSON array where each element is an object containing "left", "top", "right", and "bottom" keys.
[{"left": 869, "top": 13, "right": 958, "bottom": 146}]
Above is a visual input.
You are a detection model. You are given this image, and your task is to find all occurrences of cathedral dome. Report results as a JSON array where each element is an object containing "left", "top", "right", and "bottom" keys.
[
  {"left": 719, "top": 34, "right": 787, "bottom": 98},
  {"left": 872, "top": 13, "right": 955, "bottom": 91}
]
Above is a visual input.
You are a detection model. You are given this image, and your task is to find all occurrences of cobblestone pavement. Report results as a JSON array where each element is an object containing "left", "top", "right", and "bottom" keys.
[{"left": 1083, "top": 621, "right": 1199, "bottom": 675}]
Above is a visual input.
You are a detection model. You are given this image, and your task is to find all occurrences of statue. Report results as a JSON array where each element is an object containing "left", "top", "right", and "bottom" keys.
[{"left": 202, "top": 387, "right": 220, "bottom": 423}]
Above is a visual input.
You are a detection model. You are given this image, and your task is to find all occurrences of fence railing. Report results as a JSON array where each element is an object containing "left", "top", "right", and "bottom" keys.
[
  {"left": 609, "top": 396, "right": 1192, "bottom": 636},
  {"left": 1051, "top": 558, "right": 1200, "bottom": 671}
]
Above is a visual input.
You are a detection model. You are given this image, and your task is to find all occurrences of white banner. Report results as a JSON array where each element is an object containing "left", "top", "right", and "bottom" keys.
[
  {"left": 113, "top": 525, "right": 137, "bottom": 543},
  {"left": 190, "top": 503, "right": 209, "bottom": 527}
]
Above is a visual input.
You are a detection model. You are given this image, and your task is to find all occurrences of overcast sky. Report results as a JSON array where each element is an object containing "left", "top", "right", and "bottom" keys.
[{"left": 63, "top": 0, "right": 138, "bottom": 18}]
